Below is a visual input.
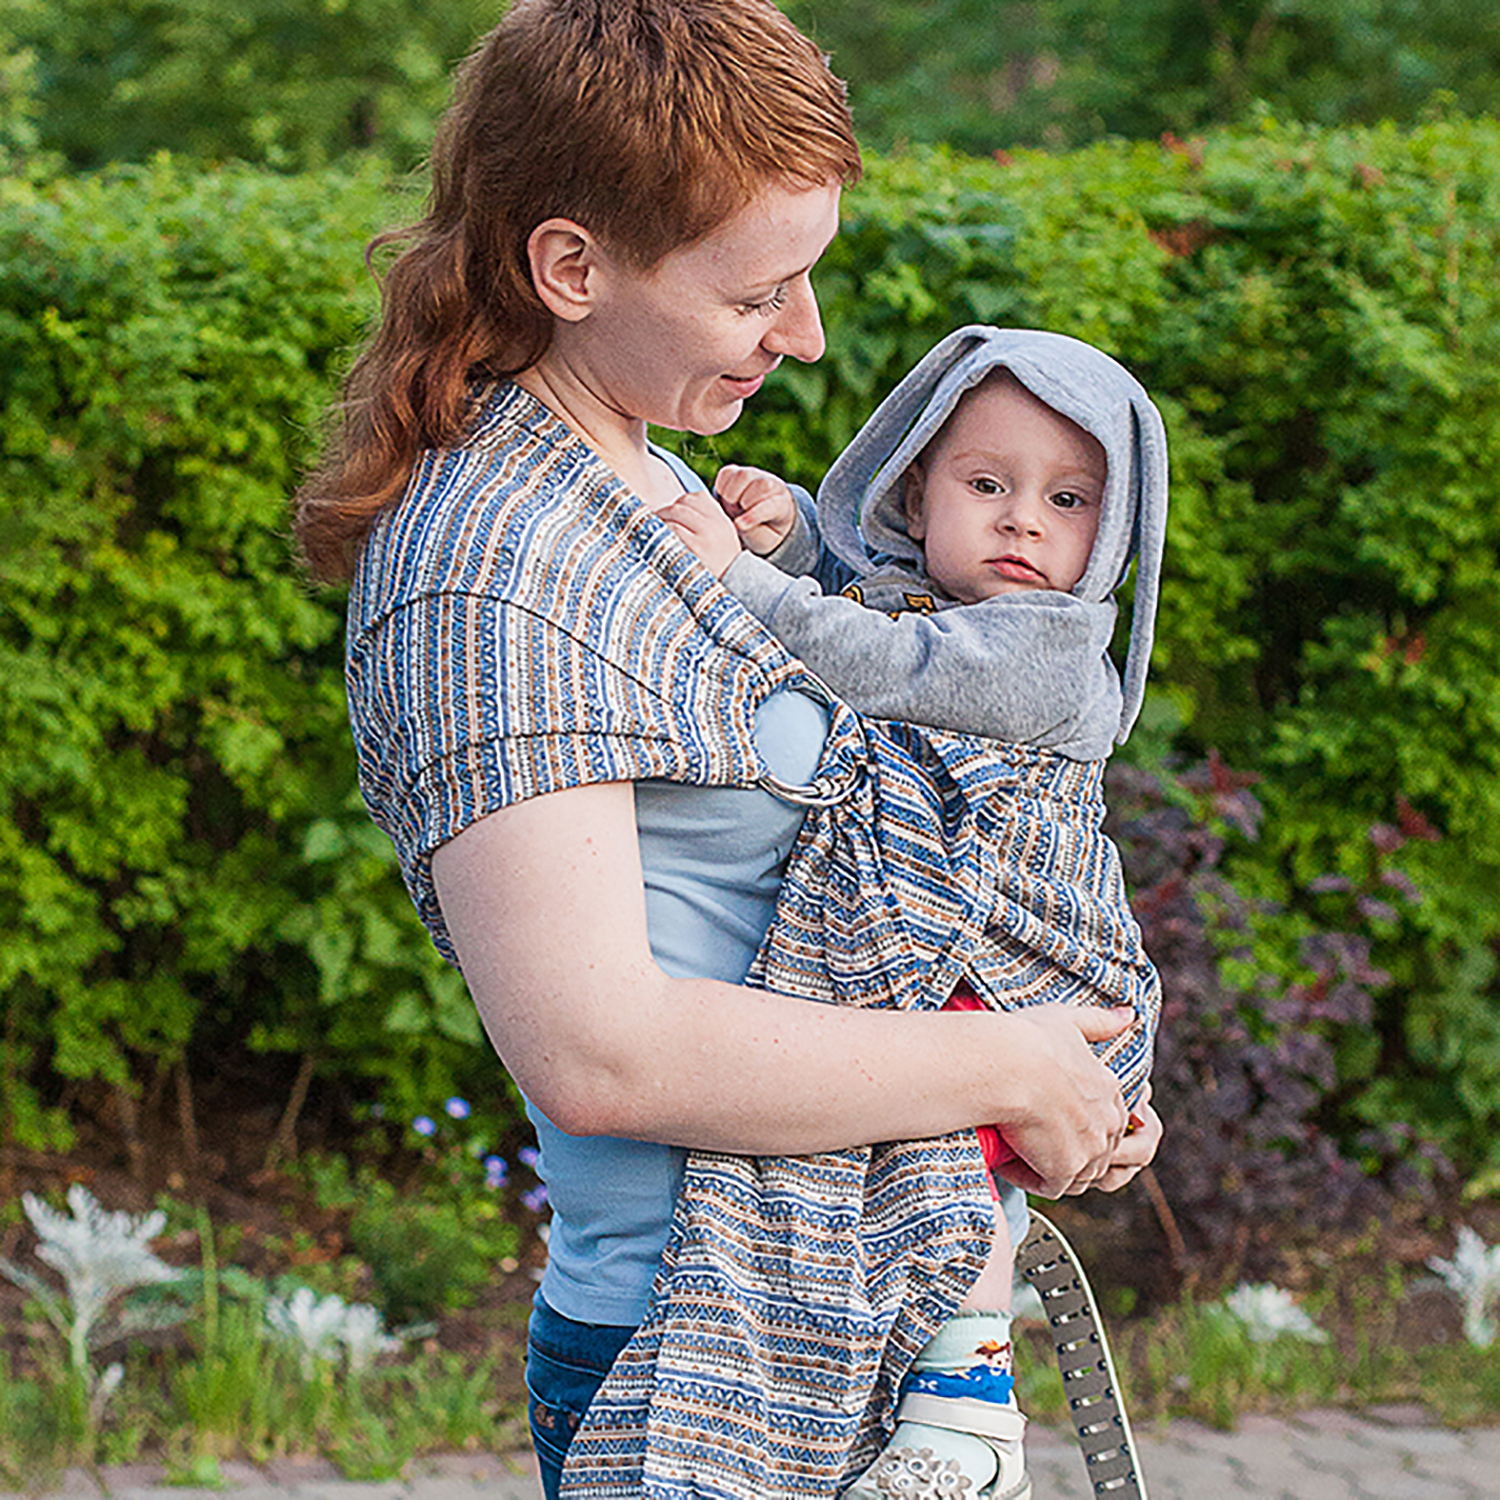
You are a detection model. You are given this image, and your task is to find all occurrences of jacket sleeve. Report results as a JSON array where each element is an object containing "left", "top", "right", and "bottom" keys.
[{"left": 721, "top": 553, "right": 1123, "bottom": 759}]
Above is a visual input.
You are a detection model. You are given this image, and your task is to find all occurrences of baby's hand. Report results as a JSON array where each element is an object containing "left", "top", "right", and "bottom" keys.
[
  {"left": 657, "top": 489, "right": 743, "bottom": 578},
  {"left": 714, "top": 465, "right": 799, "bottom": 556}
]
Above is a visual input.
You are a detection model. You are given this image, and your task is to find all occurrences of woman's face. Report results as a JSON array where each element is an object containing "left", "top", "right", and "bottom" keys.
[{"left": 563, "top": 178, "right": 842, "bottom": 436}]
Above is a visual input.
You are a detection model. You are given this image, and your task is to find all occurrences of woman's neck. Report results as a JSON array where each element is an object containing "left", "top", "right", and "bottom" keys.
[{"left": 514, "top": 362, "right": 681, "bottom": 511}]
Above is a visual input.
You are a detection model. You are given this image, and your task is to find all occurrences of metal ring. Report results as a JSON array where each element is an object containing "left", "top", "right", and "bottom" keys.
[{"left": 754, "top": 671, "right": 868, "bottom": 809}]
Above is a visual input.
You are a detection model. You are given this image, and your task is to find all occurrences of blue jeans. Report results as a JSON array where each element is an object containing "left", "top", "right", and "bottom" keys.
[{"left": 526, "top": 1294, "right": 638, "bottom": 1500}]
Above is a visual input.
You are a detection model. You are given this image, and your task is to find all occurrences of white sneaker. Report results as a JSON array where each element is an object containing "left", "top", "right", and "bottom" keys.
[{"left": 842, "top": 1400, "right": 1029, "bottom": 1500}]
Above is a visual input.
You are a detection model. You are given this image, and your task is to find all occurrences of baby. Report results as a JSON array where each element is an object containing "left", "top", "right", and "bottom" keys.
[{"left": 661, "top": 326, "right": 1168, "bottom": 1500}]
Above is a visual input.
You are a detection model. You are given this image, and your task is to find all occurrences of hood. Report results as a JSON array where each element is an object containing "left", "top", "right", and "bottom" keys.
[{"left": 816, "top": 325, "right": 1169, "bottom": 744}]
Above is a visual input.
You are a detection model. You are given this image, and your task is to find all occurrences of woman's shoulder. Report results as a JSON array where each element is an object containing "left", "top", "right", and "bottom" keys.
[{"left": 350, "top": 383, "right": 638, "bottom": 624}]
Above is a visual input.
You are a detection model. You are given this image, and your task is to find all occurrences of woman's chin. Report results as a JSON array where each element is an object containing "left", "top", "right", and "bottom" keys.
[{"left": 680, "top": 400, "right": 747, "bottom": 437}]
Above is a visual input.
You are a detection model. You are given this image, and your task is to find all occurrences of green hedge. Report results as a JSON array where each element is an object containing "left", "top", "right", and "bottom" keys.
[
  {"left": 5, "top": 119, "right": 1500, "bottom": 1181},
  {"left": 695, "top": 119, "right": 1500, "bottom": 1175},
  {"left": 0, "top": 160, "right": 482, "bottom": 1149}
]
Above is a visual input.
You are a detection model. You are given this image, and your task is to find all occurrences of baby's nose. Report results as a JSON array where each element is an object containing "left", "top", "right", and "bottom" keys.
[{"left": 1002, "top": 496, "right": 1045, "bottom": 533}]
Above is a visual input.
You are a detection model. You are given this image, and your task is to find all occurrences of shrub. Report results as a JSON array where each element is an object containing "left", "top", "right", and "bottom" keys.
[
  {"left": 686, "top": 121, "right": 1500, "bottom": 1176},
  {"left": 0, "top": 159, "right": 482, "bottom": 1152},
  {"left": 6, "top": 119, "right": 1500, "bottom": 1242}
]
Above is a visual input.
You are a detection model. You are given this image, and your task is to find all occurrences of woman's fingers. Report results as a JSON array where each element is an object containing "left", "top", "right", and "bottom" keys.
[
  {"left": 1069, "top": 1005, "right": 1135, "bottom": 1043},
  {"left": 1080, "top": 1101, "right": 1164, "bottom": 1194},
  {"left": 990, "top": 1007, "right": 1129, "bottom": 1198}
]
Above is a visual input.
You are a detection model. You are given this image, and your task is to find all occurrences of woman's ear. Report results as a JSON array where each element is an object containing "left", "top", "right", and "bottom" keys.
[
  {"left": 526, "top": 218, "right": 605, "bottom": 323},
  {"left": 901, "top": 462, "right": 927, "bottom": 541}
]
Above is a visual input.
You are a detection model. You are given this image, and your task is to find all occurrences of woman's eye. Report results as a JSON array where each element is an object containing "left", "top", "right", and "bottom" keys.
[{"left": 741, "top": 285, "right": 789, "bottom": 315}]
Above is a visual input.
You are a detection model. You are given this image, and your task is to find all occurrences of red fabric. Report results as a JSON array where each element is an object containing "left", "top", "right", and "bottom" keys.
[{"left": 941, "top": 983, "right": 1020, "bottom": 1181}]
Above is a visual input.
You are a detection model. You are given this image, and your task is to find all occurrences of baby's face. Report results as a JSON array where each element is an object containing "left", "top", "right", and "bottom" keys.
[{"left": 903, "top": 374, "right": 1105, "bottom": 604}]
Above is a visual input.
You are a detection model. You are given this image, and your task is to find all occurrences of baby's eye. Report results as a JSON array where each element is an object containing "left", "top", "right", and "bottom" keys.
[
  {"left": 1051, "top": 489, "right": 1092, "bottom": 511},
  {"left": 970, "top": 476, "right": 1002, "bottom": 495}
]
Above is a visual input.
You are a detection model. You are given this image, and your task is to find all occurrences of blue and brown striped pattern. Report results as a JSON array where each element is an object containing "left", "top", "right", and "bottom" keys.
[
  {"left": 344, "top": 382, "right": 1158, "bottom": 1500},
  {"left": 563, "top": 720, "right": 1158, "bottom": 1498},
  {"left": 345, "top": 382, "right": 808, "bottom": 965}
]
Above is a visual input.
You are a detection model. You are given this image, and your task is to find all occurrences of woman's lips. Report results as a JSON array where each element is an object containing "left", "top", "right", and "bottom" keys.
[{"left": 724, "top": 357, "right": 779, "bottom": 398}]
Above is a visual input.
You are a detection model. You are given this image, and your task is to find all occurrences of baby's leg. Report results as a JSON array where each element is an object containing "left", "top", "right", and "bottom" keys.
[
  {"left": 845, "top": 1181, "right": 1029, "bottom": 1499},
  {"left": 961, "top": 1196, "right": 1014, "bottom": 1312}
]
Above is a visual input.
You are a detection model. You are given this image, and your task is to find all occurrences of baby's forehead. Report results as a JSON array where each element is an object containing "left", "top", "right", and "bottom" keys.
[{"left": 925, "top": 370, "right": 1107, "bottom": 472}]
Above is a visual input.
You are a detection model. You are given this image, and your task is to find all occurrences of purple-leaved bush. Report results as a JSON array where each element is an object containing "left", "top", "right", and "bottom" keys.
[{"left": 1098, "top": 756, "right": 1447, "bottom": 1287}]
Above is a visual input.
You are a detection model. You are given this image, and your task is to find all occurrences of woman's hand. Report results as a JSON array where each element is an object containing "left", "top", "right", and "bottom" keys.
[
  {"left": 1080, "top": 1091, "right": 1162, "bottom": 1195},
  {"left": 989, "top": 1005, "right": 1133, "bottom": 1199}
]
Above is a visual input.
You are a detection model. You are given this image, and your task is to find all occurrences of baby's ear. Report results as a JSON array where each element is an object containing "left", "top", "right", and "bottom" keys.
[{"left": 900, "top": 463, "right": 927, "bottom": 540}]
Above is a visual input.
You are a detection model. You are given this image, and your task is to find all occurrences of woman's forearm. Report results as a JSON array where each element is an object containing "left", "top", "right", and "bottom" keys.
[{"left": 432, "top": 779, "right": 1129, "bottom": 1193}]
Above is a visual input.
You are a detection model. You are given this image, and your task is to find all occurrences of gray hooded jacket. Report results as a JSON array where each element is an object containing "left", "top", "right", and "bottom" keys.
[{"left": 723, "top": 326, "right": 1169, "bottom": 761}]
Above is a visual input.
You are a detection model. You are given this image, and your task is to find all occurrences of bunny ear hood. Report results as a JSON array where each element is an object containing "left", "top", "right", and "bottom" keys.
[{"left": 816, "top": 326, "right": 1169, "bottom": 743}]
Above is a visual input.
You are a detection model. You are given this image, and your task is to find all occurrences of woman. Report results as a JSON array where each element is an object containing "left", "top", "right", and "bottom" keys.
[{"left": 293, "top": 3, "right": 1161, "bottom": 1496}]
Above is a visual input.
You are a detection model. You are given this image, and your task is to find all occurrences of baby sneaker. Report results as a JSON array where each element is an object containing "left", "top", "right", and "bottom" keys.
[{"left": 843, "top": 1314, "right": 1029, "bottom": 1500}]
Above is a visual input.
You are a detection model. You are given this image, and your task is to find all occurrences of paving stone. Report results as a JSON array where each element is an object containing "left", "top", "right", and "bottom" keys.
[
  {"left": 1024, "top": 1449, "right": 1094, "bottom": 1500},
  {"left": 107, "top": 1489, "right": 230, "bottom": 1500},
  {"left": 415, "top": 1454, "right": 540, "bottom": 1485},
  {"left": 1405, "top": 1447, "right": 1500, "bottom": 1491},
  {"left": 12, "top": 1415, "right": 1500, "bottom": 1500},
  {"left": 1273, "top": 1431, "right": 1372, "bottom": 1473},
  {"left": 1129, "top": 1442, "right": 1247, "bottom": 1498},
  {"left": 1228, "top": 1411, "right": 1293, "bottom": 1438},
  {"left": 1352, "top": 1424, "right": 1470, "bottom": 1459},
  {"left": 1221, "top": 1449, "right": 1341, "bottom": 1498},
  {"left": 272, "top": 1485, "right": 407, "bottom": 1500},
  {"left": 1157, "top": 1416, "right": 1278, "bottom": 1457},
  {"left": 1349, "top": 1475, "right": 1473, "bottom": 1500},
  {"left": 257, "top": 1459, "right": 343, "bottom": 1486},
  {"left": 403, "top": 1482, "right": 538, "bottom": 1500},
  {"left": 1293, "top": 1407, "right": 1375, "bottom": 1436},
  {"left": 93, "top": 1468, "right": 168, "bottom": 1495},
  {"left": 1366, "top": 1403, "right": 1438, "bottom": 1428},
  {"left": 214, "top": 1462, "right": 266, "bottom": 1486},
  {"left": 1025, "top": 1423, "right": 1074, "bottom": 1450}
]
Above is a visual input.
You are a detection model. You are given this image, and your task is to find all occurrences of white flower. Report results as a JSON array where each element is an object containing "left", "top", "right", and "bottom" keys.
[
  {"left": 0, "top": 1185, "right": 180, "bottom": 1415},
  {"left": 1429, "top": 1225, "right": 1500, "bottom": 1348},
  {"left": 338, "top": 1301, "right": 404, "bottom": 1372},
  {"left": 1222, "top": 1282, "right": 1328, "bottom": 1343},
  {"left": 265, "top": 1286, "right": 405, "bottom": 1374},
  {"left": 266, "top": 1286, "right": 351, "bottom": 1371}
]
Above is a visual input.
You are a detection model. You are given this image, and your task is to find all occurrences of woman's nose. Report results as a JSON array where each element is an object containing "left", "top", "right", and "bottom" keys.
[{"left": 765, "top": 278, "right": 825, "bottom": 364}]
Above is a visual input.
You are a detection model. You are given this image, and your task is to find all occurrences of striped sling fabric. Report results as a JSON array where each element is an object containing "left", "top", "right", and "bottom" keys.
[
  {"left": 560, "top": 722, "right": 1159, "bottom": 1499},
  {"left": 345, "top": 382, "right": 1158, "bottom": 1500}
]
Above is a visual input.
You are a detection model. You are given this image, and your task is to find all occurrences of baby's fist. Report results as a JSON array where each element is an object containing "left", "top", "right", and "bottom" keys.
[{"left": 713, "top": 465, "right": 798, "bottom": 556}]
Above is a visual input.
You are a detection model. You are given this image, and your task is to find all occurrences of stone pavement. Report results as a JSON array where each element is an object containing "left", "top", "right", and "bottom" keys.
[{"left": 11, "top": 1410, "right": 1500, "bottom": 1500}]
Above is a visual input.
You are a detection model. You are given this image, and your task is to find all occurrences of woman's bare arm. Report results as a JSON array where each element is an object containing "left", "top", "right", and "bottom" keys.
[{"left": 431, "top": 779, "right": 1132, "bottom": 1196}]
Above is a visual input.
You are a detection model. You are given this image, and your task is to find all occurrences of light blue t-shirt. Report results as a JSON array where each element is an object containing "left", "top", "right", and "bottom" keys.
[
  {"left": 530, "top": 686, "right": 829, "bottom": 1325},
  {"left": 528, "top": 446, "right": 830, "bottom": 1325}
]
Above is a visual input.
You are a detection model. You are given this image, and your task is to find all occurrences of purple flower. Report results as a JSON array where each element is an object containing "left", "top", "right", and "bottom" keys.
[
  {"left": 411, "top": 1115, "right": 437, "bottom": 1138},
  {"left": 517, "top": 1145, "right": 540, "bottom": 1170},
  {"left": 484, "top": 1155, "right": 509, "bottom": 1188},
  {"left": 444, "top": 1096, "right": 471, "bottom": 1120},
  {"left": 521, "top": 1184, "right": 550, "bottom": 1213}
]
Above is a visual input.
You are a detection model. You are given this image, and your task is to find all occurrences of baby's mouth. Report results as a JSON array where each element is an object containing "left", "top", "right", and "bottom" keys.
[{"left": 992, "top": 554, "right": 1046, "bottom": 582}]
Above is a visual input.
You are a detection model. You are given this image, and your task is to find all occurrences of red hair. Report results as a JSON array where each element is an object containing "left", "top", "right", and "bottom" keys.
[{"left": 293, "top": 0, "right": 861, "bottom": 581}]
